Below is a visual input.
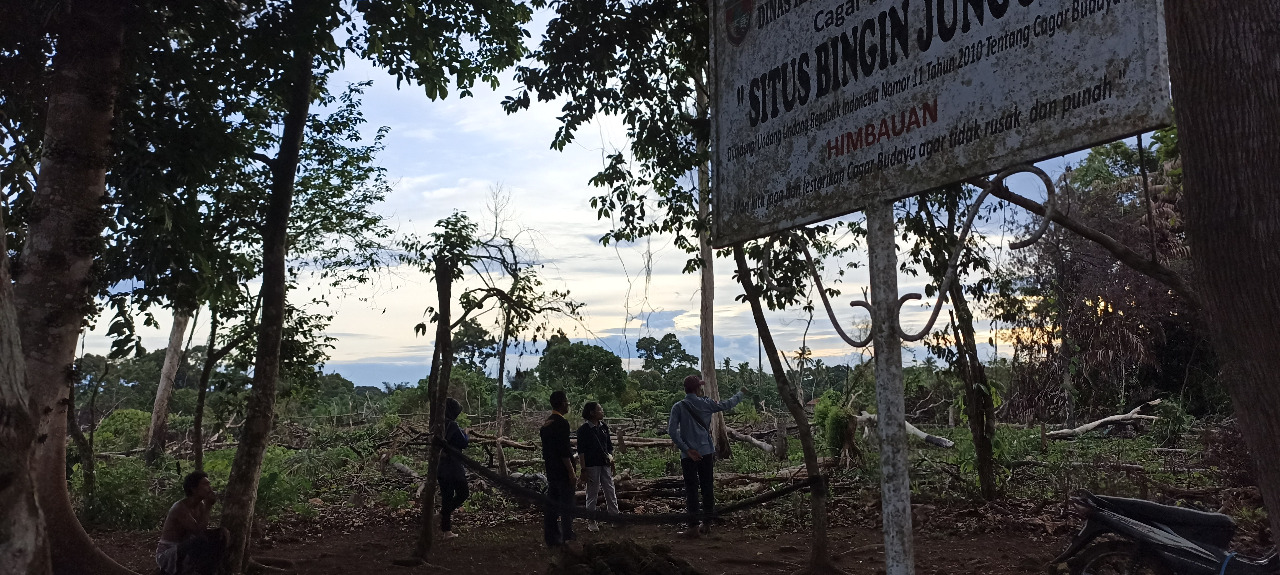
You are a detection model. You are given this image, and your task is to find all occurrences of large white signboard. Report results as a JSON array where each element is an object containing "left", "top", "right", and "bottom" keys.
[{"left": 711, "top": 0, "right": 1171, "bottom": 247}]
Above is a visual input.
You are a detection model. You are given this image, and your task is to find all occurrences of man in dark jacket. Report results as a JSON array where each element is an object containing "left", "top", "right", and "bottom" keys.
[
  {"left": 438, "top": 397, "right": 469, "bottom": 538},
  {"left": 540, "top": 390, "right": 577, "bottom": 548}
]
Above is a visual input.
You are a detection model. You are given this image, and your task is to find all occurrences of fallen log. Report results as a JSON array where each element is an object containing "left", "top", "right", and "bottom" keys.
[
  {"left": 727, "top": 428, "right": 774, "bottom": 453},
  {"left": 502, "top": 459, "right": 541, "bottom": 468},
  {"left": 95, "top": 447, "right": 144, "bottom": 459},
  {"left": 1045, "top": 400, "right": 1161, "bottom": 439},
  {"left": 391, "top": 461, "right": 426, "bottom": 498},
  {"left": 467, "top": 432, "right": 538, "bottom": 451},
  {"left": 854, "top": 412, "right": 955, "bottom": 448}
]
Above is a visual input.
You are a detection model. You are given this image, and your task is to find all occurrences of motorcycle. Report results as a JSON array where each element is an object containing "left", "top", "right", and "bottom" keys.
[{"left": 1054, "top": 490, "right": 1278, "bottom": 574}]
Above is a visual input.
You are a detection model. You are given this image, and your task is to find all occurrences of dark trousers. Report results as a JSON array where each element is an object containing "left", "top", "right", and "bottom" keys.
[
  {"left": 162, "top": 527, "right": 228, "bottom": 575},
  {"left": 439, "top": 477, "right": 469, "bottom": 532},
  {"left": 680, "top": 454, "right": 717, "bottom": 529},
  {"left": 543, "top": 479, "right": 576, "bottom": 546}
]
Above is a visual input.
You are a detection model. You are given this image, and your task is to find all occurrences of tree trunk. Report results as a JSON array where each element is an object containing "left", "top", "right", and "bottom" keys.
[
  {"left": 412, "top": 254, "right": 456, "bottom": 562},
  {"left": 192, "top": 308, "right": 255, "bottom": 473},
  {"left": 193, "top": 314, "right": 220, "bottom": 472},
  {"left": 1, "top": 202, "right": 52, "bottom": 575},
  {"left": 733, "top": 245, "right": 842, "bottom": 575},
  {"left": 694, "top": 66, "right": 730, "bottom": 461},
  {"left": 145, "top": 308, "right": 192, "bottom": 465},
  {"left": 947, "top": 296, "right": 995, "bottom": 501},
  {"left": 1053, "top": 229, "right": 1076, "bottom": 428},
  {"left": 1164, "top": 0, "right": 1280, "bottom": 541},
  {"left": 919, "top": 192, "right": 994, "bottom": 500},
  {"left": 66, "top": 383, "right": 94, "bottom": 500},
  {"left": 219, "top": 49, "right": 313, "bottom": 575},
  {"left": 13, "top": 3, "right": 133, "bottom": 573},
  {"left": 699, "top": 164, "right": 731, "bottom": 461},
  {"left": 494, "top": 312, "right": 510, "bottom": 477}
]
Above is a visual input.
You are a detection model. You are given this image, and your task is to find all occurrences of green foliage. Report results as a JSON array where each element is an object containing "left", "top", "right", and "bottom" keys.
[
  {"left": 506, "top": 0, "right": 709, "bottom": 257},
  {"left": 720, "top": 442, "right": 805, "bottom": 476},
  {"left": 452, "top": 317, "right": 498, "bottom": 372},
  {"left": 72, "top": 457, "right": 183, "bottom": 529},
  {"left": 95, "top": 409, "right": 151, "bottom": 452},
  {"left": 385, "top": 383, "right": 432, "bottom": 415},
  {"left": 636, "top": 334, "right": 697, "bottom": 376},
  {"left": 449, "top": 366, "right": 494, "bottom": 414},
  {"left": 168, "top": 413, "right": 195, "bottom": 436},
  {"left": 812, "top": 389, "right": 848, "bottom": 454},
  {"left": 621, "top": 388, "right": 684, "bottom": 422},
  {"left": 536, "top": 341, "right": 628, "bottom": 400},
  {"left": 202, "top": 446, "right": 312, "bottom": 519},
  {"left": 253, "top": 447, "right": 314, "bottom": 519},
  {"left": 292, "top": 502, "right": 319, "bottom": 519},
  {"left": 1152, "top": 400, "right": 1194, "bottom": 447},
  {"left": 727, "top": 400, "right": 762, "bottom": 425},
  {"left": 379, "top": 489, "right": 412, "bottom": 509},
  {"left": 614, "top": 449, "right": 673, "bottom": 479}
]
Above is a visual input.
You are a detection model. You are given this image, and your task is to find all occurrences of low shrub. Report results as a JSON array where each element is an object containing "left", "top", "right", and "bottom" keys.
[
  {"left": 72, "top": 456, "right": 182, "bottom": 530},
  {"left": 95, "top": 409, "right": 151, "bottom": 452}
]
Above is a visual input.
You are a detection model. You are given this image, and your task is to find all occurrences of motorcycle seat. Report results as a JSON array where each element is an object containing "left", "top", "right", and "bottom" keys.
[{"left": 1092, "top": 493, "right": 1237, "bottom": 549}]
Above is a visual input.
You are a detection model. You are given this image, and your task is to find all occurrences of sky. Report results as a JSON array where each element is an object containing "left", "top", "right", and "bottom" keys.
[{"left": 79, "top": 26, "right": 1093, "bottom": 390}]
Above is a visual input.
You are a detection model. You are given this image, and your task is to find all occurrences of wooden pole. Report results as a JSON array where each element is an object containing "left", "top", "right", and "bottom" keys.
[{"left": 866, "top": 200, "right": 915, "bottom": 575}]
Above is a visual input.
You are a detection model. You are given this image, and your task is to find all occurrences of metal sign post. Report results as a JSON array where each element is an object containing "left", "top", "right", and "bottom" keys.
[{"left": 866, "top": 199, "right": 914, "bottom": 575}]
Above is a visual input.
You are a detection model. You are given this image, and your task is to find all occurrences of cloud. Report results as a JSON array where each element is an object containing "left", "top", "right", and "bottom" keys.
[
  {"left": 639, "top": 310, "right": 685, "bottom": 331},
  {"left": 325, "top": 332, "right": 387, "bottom": 340}
]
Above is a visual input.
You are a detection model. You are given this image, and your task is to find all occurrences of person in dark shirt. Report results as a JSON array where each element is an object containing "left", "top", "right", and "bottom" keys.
[
  {"left": 540, "top": 390, "right": 577, "bottom": 548},
  {"left": 576, "top": 401, "right": 619, "bottom": 532},
  {"left": 438, "top": 397, "right": 470, "bottom": 539}
]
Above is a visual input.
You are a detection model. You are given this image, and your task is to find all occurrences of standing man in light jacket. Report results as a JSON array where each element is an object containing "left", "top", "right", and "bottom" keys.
[{"left": 667, "top": 374, "right": 746, "bottom": 538}]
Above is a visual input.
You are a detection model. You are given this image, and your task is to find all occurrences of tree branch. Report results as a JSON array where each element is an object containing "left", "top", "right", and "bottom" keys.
[
  {"left": 250, "top": 152, "right": 276, "bottom": 168},
  {"left": 982, "top": 182, "right": 1202, "bottom": 307}
]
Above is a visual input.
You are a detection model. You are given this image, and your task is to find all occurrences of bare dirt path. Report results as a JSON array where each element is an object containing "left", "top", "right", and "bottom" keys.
[{"left": 93, "top": 505, "right": 1063, "bottom": 575}]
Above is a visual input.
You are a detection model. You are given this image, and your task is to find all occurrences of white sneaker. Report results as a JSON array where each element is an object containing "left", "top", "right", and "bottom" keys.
[
  {"left": 587, "top": 521, "right": 599, "bottom": 532},
  {"left": 441, "top": 531, "right": 459, "bottom": 539}
]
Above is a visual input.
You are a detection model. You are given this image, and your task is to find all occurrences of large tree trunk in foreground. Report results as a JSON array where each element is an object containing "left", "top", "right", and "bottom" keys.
[
  {"left": 734, "top": 245, "right": 842, "bottom": 575},
  {"left": 1164, "top": 0, "right": 1280, "bottom": 541},
  {"left": 220, "top": 50, "right": 313, "bottom": 575},
  {"left": 412, "top": 254, "right": 457, "bottom": 562},
  {"left": 2, "top": 206, "right": 51, "bottom": 575},
  {"left": 13, "top": 3, "right": 132, "bottom": 574},
  {"left": 145, "top": 308, "right": 192, "bottom": 464}
]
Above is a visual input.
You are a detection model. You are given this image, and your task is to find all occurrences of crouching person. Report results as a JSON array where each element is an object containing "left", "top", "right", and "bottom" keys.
[{"left": 157, "top": 471, "right": 228, "bottom": 575}]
